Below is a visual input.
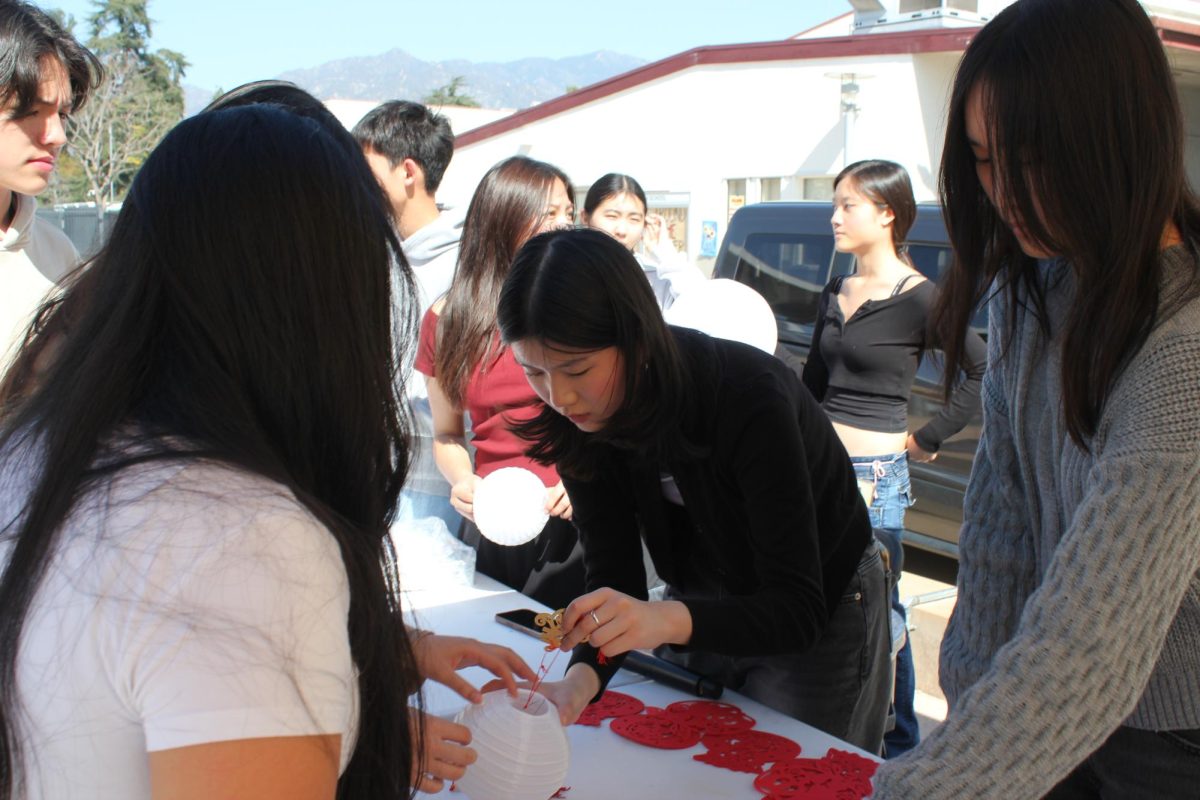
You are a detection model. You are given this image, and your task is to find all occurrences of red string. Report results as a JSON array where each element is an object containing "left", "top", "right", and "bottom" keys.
[{"left": 524, "top": 646, "right": 561, "bottom": 709}]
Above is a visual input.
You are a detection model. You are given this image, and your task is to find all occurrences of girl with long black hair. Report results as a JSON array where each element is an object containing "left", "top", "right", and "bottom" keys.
[
  {"left": 0, "top": 103, "right": 480, "bottom": 799},
  {"left": 872, "top": 0, "right": 1200, "bottom": 796}
]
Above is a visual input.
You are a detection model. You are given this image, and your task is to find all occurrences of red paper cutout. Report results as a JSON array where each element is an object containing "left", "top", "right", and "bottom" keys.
[
  {"left": 821, "top": 749, "right": 878, "bottom": 783},
  {"left": 609, "top": 707, "right": 703, "bottom": 749},
  {"left": 549, "top": 786, "right": 571, "bottom": 798},
  {"left": 694, "top": 729, "right": 802, "bottom": 774},
  {"left": 574, "top": 690, "right": 646, "bottom": 726},
  {"left": 753, "top": 751, "right": 877, "bottom": 800},
  {"left": 663, "top": 699, "right": 757, "bottom": 735}
]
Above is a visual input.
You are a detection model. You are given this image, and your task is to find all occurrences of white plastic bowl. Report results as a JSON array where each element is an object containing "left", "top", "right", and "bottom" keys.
[{"left": 472, "top": 467, "right": 549, "bottom": 546}]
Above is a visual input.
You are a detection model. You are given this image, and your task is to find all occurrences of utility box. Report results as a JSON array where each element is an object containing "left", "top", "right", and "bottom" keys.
[{"left": 849, "top": 0, "right": 1009, "bottom": 33}]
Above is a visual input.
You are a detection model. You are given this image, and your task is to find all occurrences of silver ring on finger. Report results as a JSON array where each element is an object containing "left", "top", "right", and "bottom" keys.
[{"left": 590, "top": 610, "right": 601, "bottom": 627}]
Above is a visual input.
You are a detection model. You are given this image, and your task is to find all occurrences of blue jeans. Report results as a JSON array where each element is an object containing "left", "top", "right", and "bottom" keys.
[
  {"left": 851, "top": 452, "right": 918, "bottom": 758},
  {"left": 1044, "top": 725, "right": 1200, "bottom": 798},
  {"left": 659, "top": 543, "right": 892, "bottom": 754}
]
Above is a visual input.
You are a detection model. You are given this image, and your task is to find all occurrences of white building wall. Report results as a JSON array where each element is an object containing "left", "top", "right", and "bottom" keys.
[{"left": 440, "top": 51, "right": 960, "bottom": 268}]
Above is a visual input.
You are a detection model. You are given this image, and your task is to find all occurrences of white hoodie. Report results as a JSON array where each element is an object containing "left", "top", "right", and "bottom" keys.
[
  {"left": 403, "top": 204, "right": 465, "bottom": 317},
  {"left": 638, "top": 237, "right": 706, "bottom": 312},
  {"left": 400, "top": 205, "right": 464, "bottom": 497},
  {"left": 0, "top": 194, "right": 78, "bottom": 373}
]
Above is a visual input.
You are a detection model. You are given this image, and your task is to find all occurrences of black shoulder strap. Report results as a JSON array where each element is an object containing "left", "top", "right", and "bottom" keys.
[{"left": 890, "top": 273, "right": 918, "bottom": 297}]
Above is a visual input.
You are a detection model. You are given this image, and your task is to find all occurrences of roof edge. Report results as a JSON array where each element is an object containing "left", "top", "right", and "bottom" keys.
[
  {"left": 1155, "top": 14, "right": 1200, "bottom": 52},
  {"left": 456, "top": 27, "right": 977, "bottom": 148}
]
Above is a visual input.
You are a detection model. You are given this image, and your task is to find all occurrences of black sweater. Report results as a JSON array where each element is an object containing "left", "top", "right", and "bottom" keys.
[
  {"left": 802, "top": 278, "right": 986, "bottom": 452},
  {"left": 564, "top": 328, "right": 872, "bottom": 690}
]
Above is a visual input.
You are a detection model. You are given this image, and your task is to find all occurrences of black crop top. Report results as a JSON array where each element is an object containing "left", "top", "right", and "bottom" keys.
[{"left": 801, "top": 275, "right": 986, "bottom": 452}]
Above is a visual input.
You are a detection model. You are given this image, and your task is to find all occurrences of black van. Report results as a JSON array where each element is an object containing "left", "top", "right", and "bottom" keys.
[{"left": 713, "top": 201, "right": 984, "bottom": 558}]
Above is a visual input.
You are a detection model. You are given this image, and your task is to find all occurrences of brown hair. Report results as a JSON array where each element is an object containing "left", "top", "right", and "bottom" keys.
[{"left": 435, "top": 155, "right": 573, "bottom": 406}]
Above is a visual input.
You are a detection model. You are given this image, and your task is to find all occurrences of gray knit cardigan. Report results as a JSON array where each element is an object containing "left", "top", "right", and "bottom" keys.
[{"left": 873, "top": 247, "right": 1200, "bottom": 797}]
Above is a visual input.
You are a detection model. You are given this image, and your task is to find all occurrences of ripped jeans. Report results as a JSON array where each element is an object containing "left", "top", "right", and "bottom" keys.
[{"left": 850, "top": 452, "right": 913, "bottom": 533}]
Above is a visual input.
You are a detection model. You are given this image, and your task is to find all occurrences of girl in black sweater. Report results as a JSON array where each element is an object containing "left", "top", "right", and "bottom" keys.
[{"left": 497, "top": 228, "right": 891, "bottom": 752}]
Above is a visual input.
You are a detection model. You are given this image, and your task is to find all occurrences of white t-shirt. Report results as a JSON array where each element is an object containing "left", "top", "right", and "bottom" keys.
[{"left": 2, "top": 452, "right": 357, "bottom": 799}]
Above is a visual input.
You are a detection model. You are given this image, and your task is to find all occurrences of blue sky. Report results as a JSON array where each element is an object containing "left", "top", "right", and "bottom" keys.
[{"left": 46, "top": 0, "right": 854, "bottom": 92}]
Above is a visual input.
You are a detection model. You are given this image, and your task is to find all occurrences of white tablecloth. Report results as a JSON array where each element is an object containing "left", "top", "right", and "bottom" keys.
[{"left": 405, "top": 575, "right": 879, "bottom": 799}]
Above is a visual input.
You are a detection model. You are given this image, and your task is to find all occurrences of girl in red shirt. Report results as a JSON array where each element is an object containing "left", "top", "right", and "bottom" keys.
[{"left": 415, "top": 155, "right": 585, "bottom": 608}]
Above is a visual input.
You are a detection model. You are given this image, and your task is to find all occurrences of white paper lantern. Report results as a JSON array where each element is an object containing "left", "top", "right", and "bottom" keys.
[
  {"left": 453, "top": 689, "right": 570, "bottom": 800},
  {"left": 472, "top": 467, "right": 549, "bottom": 546},
  {"left": 664, "top": 278, "right": 779, "bottom": 354}
]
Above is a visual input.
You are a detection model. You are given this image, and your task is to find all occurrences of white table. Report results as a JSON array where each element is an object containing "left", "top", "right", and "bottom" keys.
[
  {"left": 406, "top": 575, "right": 880, "bottom": 799},
  {"left": 403, "top": 574, "right": 645, "bottom": 717}
]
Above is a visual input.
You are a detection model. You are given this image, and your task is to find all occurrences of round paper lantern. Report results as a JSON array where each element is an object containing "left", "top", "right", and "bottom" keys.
[
  {"left": 472, "top": 467, "right": 549, "bottom": 546},
  {"left": 454, "top": 689, "right": 570, "bottom": 800},
  {"left": 664, "top": 279, "right": 779, "bottom": 354}
]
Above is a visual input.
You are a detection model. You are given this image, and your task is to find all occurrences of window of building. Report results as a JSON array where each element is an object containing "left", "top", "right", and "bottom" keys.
[
  {"left": 761, "top": 178, "right": 782, "bottom": 202},
  {"left": 727, "top": 179, "right": 746, "bottom": 222},
  {"left": 802, "top": 177, "right": 836, "bottom": 201}
]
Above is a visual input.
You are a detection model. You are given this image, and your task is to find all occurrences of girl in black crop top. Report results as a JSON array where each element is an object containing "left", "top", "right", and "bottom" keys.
[{"left": 802, "top": 160, "right": 986, "bottom": 760}]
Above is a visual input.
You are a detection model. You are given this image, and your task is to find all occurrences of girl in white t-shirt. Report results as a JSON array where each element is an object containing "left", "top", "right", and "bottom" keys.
[{"left": 0, "top": 99, "right": 528, "bottom": 800}]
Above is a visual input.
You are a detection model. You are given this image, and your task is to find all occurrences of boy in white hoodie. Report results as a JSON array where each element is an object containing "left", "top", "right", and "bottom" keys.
[
  {"left": 354, "top": 101, "right": 463, "bottom": 531},
  {"left": 0, "top": 1, "right": 100, "bottom": 373}
]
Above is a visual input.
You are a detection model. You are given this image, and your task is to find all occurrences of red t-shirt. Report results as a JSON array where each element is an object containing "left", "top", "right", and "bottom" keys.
[{"left": 415, "top": 307, "right": 559, "bottom": 487}]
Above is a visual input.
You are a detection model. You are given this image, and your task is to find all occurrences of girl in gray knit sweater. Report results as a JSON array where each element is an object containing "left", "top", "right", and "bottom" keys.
[{"left": 872, "top": 0, "right": 1200, "bottom": 797}]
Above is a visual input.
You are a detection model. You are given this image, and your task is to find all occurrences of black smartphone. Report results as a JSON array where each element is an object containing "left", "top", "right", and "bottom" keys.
[{"left": 494, "top": 608, "right": 546, "bottom": 639}]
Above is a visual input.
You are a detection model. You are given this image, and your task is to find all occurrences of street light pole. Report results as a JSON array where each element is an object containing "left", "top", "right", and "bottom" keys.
[{"left": 840, "top": 74, "right": 861, "bottom": 168}]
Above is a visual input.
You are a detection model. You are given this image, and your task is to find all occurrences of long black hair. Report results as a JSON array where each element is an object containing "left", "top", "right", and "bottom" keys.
[
  {"left": 497, "top": 228, "right": 691, "bottom": 478},
  {"left": 933, "top": 0, "right": 1200, "bottom": 447},
  {"left": 0, "top": 106, "right": 421, "bottom": 799}
]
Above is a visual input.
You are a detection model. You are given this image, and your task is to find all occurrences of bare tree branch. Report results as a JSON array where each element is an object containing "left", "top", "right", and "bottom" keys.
[{"left": 67, "top": 53, "right": 172, "bottom": 224}]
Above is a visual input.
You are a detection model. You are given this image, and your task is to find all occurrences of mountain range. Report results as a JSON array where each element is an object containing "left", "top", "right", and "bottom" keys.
[{"left": 273, "top": 48, "right": 647, "bottom": 110}]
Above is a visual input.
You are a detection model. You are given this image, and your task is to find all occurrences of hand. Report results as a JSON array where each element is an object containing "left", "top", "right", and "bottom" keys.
[
  {"left": 644, "top": 213, "right": 672, "bottom": 253},
  {"left": 450, "top": 474, "right": 483, "bottom": 521},
  {"left": 533, "top": 664, "right": 602, "bottom": 725},
  {"left": 546, "top": 481, "right": 573, "bottom": 520},
  {"left": 906, "top": 434, "right": 938, "bottom": 463},
  {"left": 559, "top": 588, "right": 692, "bottom": 656},
  {"left": 412, "top": 710, "right": 475, "bottom": 794},
  {"left": 484, "top": 664, "right": 601, "bottom": 726},
  {"left": 413, "top": 633, "right": 538, "bottom": 704}
]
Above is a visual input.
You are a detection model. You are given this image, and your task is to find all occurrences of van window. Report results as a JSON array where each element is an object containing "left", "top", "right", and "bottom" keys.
[
  {"left": 907, "top": 243, "right": 989, "bottom": 336},
  {"left": 730, "top": 232, "right": 834, "bottom": 339}
]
